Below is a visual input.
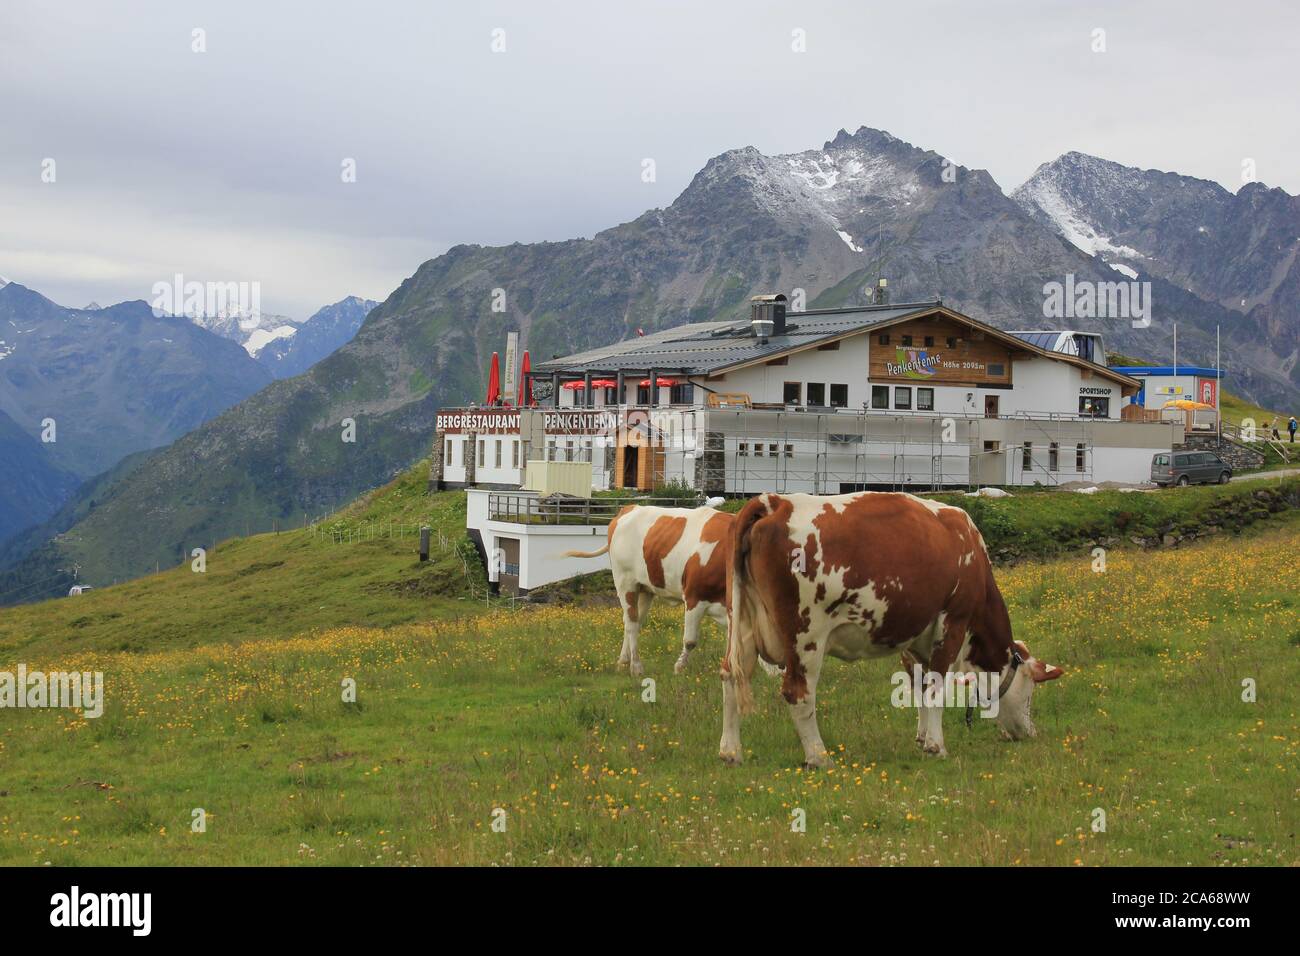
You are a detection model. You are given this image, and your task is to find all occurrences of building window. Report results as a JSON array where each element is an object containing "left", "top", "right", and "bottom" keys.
[
  {"left": 495, "top": 439, "right": 502, "bottom": 468},
  {"left": 894, "top": 387, "right": 912, "bottom": 410},
  {"left": 830, "top": 384, "right": 848, "bottom": 408},
  {"left": 784, "top": 382, "right": 802, "bottom": 405},
  {"left": 946, "top": 336, "right": 957, "bottom": 349},
  {"left": 445, "top": 439, "right": 452, "bottom": 466},
  {"left": 754, "top": 443, "right": 764, "bottom": 458},
  {"left": 477, "top": 439, "right": 485, "bottom": 468},
  {"left": 1049, "top": 442, "right": 1059, "bottom": 472},
  {"left": 916, "top": 387, "right": 934, "bottom": 411},
  {"left": 878, "top": 333, "right": 890, "bottom": 346},
  {"left": 768, "top": 443, "right": 779, "bottom": 457},
  {"left": 738, "top": 442, "right": 748, "bottom": 457},
  {"left": 637, "top": 385, "right": 650, "bottom": 405},
  {"left": 989, "top": 363, "right": 1006, "bottom": 377},
  {"left": 602, "top": 387, "right": 618, "bottom": 405},
  {"left": 807, "top": 382, "right": 825, "bottom": 406},
  {"left": 1021, "top": 442, "right": 1032, "bottom": 470},
  {"left": 784, "top": 444, "right": 794, "bottom": 458},
  {"left": 512, "top": 439, "right": 520, "bottom": 468},
  {"left": 670, "top": 382, "right": 695, "bottom": 405},
  {"left": 1076, "top": 443, "right": 1086, "bottom": 472},
  {"left": 871, "top": 385, "right": 890, "bottom": 409},
  {"left": 924, "top": 335, "right": 934, "bottom": 347},
  {"left": 1079, "top": 396, "right": 1108, "bottom": 417},
  {"left": 901, "top": 334, "right": 913, "bottom": 347}
]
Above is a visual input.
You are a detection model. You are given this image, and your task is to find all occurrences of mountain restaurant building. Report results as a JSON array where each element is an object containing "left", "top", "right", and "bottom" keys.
[{"left": 432, "top": 295, "right": 1180, "bottom": 497}]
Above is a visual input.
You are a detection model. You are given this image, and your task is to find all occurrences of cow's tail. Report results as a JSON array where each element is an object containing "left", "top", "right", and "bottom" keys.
[
  {"left": 561, "top": 542, "right": 609, "bottom": 559},
  {"left": 725, "top": 496, "right": 769, "bottom": 716},
  {"left": 562, "top": 505, "right": 630, "bottom": 560}
]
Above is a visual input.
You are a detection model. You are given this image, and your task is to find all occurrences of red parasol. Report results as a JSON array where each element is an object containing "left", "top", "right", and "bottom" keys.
[
  {"left": 518, "top": 351, "right": 533, "bottom": 406},
  {"left": 563, "top": 379, "right": 620, "bottom": 390},
  {"left": 638, "top": 377, "right": 678, "bottom": 387},
  {"left": 486, "top": 352, "right": 501, "bottom": 405}
]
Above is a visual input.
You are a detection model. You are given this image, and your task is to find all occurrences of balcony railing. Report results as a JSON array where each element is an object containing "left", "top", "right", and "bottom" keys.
[{"left": 487, "top": 491, "right": 705, "bottom": 525}]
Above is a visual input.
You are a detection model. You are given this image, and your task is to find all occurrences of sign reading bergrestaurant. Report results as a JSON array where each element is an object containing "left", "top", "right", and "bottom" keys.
[
  {"left": 435, "top": 408, "right": 626, "bottom": 435},
  {"left": 435, "top": 409, "right": 520, "bottom": 434}
]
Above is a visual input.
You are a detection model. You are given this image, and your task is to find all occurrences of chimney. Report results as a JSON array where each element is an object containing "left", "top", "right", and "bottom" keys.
[
  {"left": 872, "top": 278, "right": 889, "bottom": 305},
  {"left": 750, "top": 293, "right": 787, "bottom": 342}
]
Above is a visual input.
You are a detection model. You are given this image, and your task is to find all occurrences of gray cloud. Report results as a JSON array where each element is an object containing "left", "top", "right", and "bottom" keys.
[{"left": 1, "top": 0, "right": 1295, "bottom": 317}]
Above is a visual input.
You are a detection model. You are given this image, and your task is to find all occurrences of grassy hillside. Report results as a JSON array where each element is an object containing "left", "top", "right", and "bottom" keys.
[
  {"left": 1, "top": 520, "right": 1295, "bottom": 866},
  {"left": 0, "top": 461, "right": 486, "bottom": 658},
  {"left": 5, "top": 468, "right": 1297, "bottom": 658}
]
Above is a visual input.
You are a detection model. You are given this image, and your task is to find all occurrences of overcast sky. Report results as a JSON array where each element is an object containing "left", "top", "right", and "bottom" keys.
[{"left": 2, "top": 0, "right": 1296, "bottom": 317}]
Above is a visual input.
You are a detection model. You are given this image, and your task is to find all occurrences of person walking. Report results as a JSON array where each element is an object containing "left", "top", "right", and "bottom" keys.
[{"left": 1289, "top": 415, "right": 1297, "bottom": 444}]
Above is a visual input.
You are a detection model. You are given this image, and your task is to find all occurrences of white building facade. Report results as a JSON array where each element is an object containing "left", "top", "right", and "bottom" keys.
[{"left": 434, "top": 297, "right": 1178, "bottom": 496}]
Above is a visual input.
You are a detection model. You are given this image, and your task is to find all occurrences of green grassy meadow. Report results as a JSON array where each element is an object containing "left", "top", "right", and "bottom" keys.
[{"left": 1, "top": 507, "right": 1296, "bottom": 865}]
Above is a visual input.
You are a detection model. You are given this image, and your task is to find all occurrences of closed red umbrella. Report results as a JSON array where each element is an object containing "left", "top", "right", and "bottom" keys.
[
  {"left": 486, "top": 352, "right": 501, "bottom": 405},
  {"left": 518, "top": 351, "right": 533, "bottom": 406}
]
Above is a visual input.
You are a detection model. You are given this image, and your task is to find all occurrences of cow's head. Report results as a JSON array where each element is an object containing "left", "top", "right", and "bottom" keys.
[{"left": 995, "top": 640, "right": 1063, "bottom": 740}]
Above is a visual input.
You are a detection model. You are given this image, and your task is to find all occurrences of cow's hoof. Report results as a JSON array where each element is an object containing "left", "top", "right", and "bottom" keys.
[
  {"left": 719, "top": 750, "right": 742, "bottom": 767},
  {"left": 802, "top": 753, "right": 832, "bottom": 771},
  {"left": 673, "top": 659, "right": 688, "bottom": 675},
  {"left": 615, "top": 658, "right": 629, "bottom": 671},
  {"left": 922, "top": 742, "right": 948, "bottom": 757},
  {"left": 629, "top": 661, "right": 645, "bottom": 678}
]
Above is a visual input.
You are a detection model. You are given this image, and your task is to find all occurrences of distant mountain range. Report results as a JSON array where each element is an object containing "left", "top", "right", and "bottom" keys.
[
  {"left": 0, "top": 283, "right": 373, "bottom": 562},
  {"left": 2, "top": 126, "right": 1296, "bottom": 603},
  {"left": 1013, "top": 151, "right": 1300, "bottom": 390},
  {"left": 175, "top": 295, "right": 377, "bottom": 379}
]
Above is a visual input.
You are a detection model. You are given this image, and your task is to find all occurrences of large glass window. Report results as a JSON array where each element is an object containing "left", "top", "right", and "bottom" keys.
[
  {"left": 1079, "top": 396, "right": 1109, "bottom": 417},
  {"left": 830, "top": 384, "right": 848, "bottom": 408},
  {"left": 916, "top": 387, "right": 935, "bottom": 411},
  {"left": 894, "top": 387, "right": 912, "bottom": 410},
  {"left": 871, "top": 385, "right": 890, "bottom": 409},
  {"left": 783, "top": 382, "right": 802, "bottom": 404},
  {"left": 807, "top": 383, "right": 825, "bottom": 406}
]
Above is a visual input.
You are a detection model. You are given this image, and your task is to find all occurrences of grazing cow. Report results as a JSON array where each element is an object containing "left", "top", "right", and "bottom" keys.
[
  {"left": 564, "top": 505, "right": 736, "bottom": 676},
  {"left": 721, "top": 491, "right": 1062, "bottom": 767}
]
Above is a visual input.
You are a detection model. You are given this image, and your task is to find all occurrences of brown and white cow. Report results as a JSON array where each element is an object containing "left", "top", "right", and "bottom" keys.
[
  {"left": 565, "top": 505, "right": 738, "bottom": 676},
  {"left": 720, "top": 491, "right": 1062, "bottom": 767}
]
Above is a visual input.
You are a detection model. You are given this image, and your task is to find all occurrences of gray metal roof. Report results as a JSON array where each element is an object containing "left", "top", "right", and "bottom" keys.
[
  {"left": 534, "top": 303, "right": 939, "bottom": 376},
  {"left": 1007, "top": 331, "right": 1063, "bottom": 352}
]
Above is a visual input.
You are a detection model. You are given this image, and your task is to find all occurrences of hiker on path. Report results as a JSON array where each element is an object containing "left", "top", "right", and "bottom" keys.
[{"left": 1289, "top": 415, "right": 1297, "bottom": 443}]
